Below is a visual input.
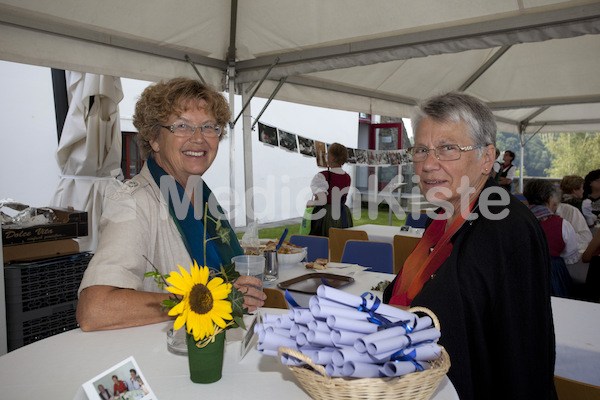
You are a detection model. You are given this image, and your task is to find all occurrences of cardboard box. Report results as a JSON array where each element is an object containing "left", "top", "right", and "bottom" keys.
[
  {"left": 2, "top": 207, "right": 88, "bottom": 246},
  {"left": 2, "top": 239, "right": 80, "bottom": 263}
]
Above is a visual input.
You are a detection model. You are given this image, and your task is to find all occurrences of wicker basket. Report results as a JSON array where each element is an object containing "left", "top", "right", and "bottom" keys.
[{"left": 278, "top": 306, "right": 451, "bottom": 400}]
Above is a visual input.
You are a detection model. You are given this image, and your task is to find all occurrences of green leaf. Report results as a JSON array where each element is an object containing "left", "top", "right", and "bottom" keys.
[
  {"left": 228, "top": 287, "right": 247, "bottom": 319},
  {"left": 232, "top": 315, "right": 246, "bottom": 330},
  {"left": 220, "top": 263, "right": 240, "bottom": 283}
]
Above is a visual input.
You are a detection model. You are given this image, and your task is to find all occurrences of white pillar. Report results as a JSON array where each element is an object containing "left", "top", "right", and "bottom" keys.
[{"left": 241, "top": 83, "right": 255, "bottom": 225}]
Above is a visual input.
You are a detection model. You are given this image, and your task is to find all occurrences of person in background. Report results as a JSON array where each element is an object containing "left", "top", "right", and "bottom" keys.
[
  {"left": 556, "top": 201, "right": 593, "bottom": 255},
  {"left": 560, "top": 175, "right": 596, "bottom": 227},
  {"left": 583, "top": 228, "right": 600, "bottom": 263},
  {"left": 112, "top": 375, "right": 128, "bottom": 396},
  {"left": 307, "top": 142, "right": 353, "bottom": 236},
  {"left": 128, "top": 369, "right": 141, "bottom": 391},
  {"left": 97, "top": 384, "right": 113, "bottom": 400},
  {"left": 493, "top": 149, "right": 516, "bottom": 192},
  {"left": 137, "top": 377, "right": 149, "bottom": 395},
  {"left": 583, "top": 169, "right": 600, "bottom": 218},
  {"left": 76, "top": 78, "right": 266, "bottom": 332},
  {"left": 524, "top": 179, "right": 580, "bottom": 297},
  {"left": 490, "top": 147, "right": 502, "bottom": 183},
  {"left": 383, "top": 92, "right": 557, "bottom": 400}
]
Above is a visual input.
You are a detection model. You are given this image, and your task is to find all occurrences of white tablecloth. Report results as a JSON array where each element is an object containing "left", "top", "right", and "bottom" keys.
[
  {"left": 551, "top": 296, "right": 600, "bottom": 386},
  {"left": 346, "top": 223, "right": 423, "bottom": 244},
  {"left": 0, "top": 265, "right": 459, "bottom": 400}
]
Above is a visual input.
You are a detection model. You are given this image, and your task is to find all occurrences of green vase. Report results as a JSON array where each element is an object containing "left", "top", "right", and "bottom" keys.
[{"left": 186, "top": 331, "right": 226, "bottom": 384}]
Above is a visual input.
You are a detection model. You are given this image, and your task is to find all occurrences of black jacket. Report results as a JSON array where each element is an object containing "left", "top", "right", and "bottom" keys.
[{"left": 385, "top": 178, "right": 556, "bottom": 400}]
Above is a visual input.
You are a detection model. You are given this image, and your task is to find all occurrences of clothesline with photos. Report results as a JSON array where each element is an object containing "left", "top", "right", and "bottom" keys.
[{"left": 258, "top": 122, "right": 412, "bottom": 167}]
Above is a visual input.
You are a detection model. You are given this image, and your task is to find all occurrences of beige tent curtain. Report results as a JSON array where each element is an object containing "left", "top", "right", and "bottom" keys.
[{"left": 50, "top": 72, "right": 123, "bottom": 252}]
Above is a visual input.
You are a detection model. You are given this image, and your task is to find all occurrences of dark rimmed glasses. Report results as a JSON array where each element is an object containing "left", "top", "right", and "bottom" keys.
[{"left": 407, "top": 144, "right": 489, "bottom": 162}]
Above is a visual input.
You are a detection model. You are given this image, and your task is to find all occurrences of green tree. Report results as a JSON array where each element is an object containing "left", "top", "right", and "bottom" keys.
[
  {"left": 542, "top": 133, "right": 600, "bottom": 177},
  {"left": 496, "top": 132, "right": 552, "bottom": 177}
]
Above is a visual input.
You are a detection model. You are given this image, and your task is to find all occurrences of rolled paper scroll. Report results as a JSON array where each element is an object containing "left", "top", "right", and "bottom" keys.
[
  {"left": 293, "top": 308, "right": 316, "bottom": 325},
  {"left": 262, "top": 313, "right": 282, "bottom": 324},
  {"left": 311, "top": 303, "right": 371, "bottom": 321},
  {"left": 258, "top": 348, "right": 279, "bottom": 357},
  {"left": 391, "top": 342, "right": 442, "bottom": 362},
  {"left": 259, "top": 330, "right": 298, "bottom": 351},
  {"left": 331, "top": 346, "right": 378, "bottom": 367},
  {"left": 366, "top": 327, "right": 441, "bottom": 356},
  {"left": 325, "top": 363, "right": 345, "bottom": 377},
  {"left": 310, "top": 295, "right": 355, "bottom": 310},
  {"left": 316, "top": 286, "right": 417, "bottom": 324},
  {"left": 264, "top": 326, "right": 292, "bottom": 337},
  {"left": 306, "top": 329, "right": 335, "bottom": 347},
  {"left": 326, "top": 315, "right": 379, "bottom": 334},
  {"left": 330, "top": 329, "right": 364, "bottom": 346},
  {"left": 380, "top": 360, "right": 431, "bottom": 377},
  {"left": 308, "top": 319, "right": 330, "bottom": 333},
  {"left": 313, "top": 348, "right": 336, "bottom": 364},
  {"left": 289, "top": 323, "right": 309, "bottom": 337},
  {"left": 275, "top": 315, "right": 295, "bottom": 329},
  {"left": 354, "top": 325, "right": 408, "bottom": 353},
  {"left": 296, "top": 332, "right": 309, "bottom": 347},
  {"left": 342, "top": 361, "right": 382, "bottom": 378}
]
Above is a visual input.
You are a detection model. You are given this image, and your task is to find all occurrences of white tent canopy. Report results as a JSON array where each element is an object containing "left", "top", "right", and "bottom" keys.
[{"left": 1, "top": 0, "right": 599, "bottom": 135}]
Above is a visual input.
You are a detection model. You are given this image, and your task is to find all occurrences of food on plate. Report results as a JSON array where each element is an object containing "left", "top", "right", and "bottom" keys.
[
  {"left": 305, "top": 258, "right": 328, "bottom": 270},
  {"left": 371, "top": 280, "right": 391, "bottom": 291},
  {"left": 243, "top": 240, "right": 304, "bottom": 255}
]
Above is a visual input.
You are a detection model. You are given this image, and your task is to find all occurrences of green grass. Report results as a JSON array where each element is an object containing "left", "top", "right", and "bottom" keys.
[{"left": 236, "top": 205, "right": 407, "bottom": 240}]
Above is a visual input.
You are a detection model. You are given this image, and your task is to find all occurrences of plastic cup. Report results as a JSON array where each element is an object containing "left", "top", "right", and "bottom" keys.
[{"left": 232, "top": 255, "right": 265, "bottom": 288}]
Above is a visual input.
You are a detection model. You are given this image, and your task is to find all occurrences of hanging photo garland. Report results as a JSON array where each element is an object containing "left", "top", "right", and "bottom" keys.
[{"left": 256, "top": 121, "right": 410, "bottom": 166}]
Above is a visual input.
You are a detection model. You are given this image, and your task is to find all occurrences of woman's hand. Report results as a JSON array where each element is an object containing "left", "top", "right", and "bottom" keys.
[{"left": 234, "top": 275, "right": 267, "bottom": 312}]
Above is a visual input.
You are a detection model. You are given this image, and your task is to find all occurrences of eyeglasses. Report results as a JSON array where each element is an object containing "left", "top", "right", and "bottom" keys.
[
  {"left": 407, "top": 144, "right": 488, "bottom": 162},
  {"left": 161, "top": 122, "right": 222, "bottom": 138}
]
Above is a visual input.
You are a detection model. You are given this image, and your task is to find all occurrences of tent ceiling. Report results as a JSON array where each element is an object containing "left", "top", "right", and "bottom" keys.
[{"left": 1, "top": 0, "right": 599, "bottom": 134}]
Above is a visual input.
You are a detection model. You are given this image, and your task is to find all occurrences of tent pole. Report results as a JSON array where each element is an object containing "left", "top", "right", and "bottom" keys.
[
  {"left": 251, "top": 76, "right": 288, "bottom": 130},
  {"left": 228, "top": 66, "right": 237, "bottom": 227},
  {"left": 241, "top": 83, "right": 255, "bottom": 225},
  {"left": 519, "top": 123, "right": 525, "bottom": 193},
  {"left": 231, "top": 57, "right": 279, "bottom": 128},
  {"left": 184, "top": 55, "right": 206, "bottom": 85}
]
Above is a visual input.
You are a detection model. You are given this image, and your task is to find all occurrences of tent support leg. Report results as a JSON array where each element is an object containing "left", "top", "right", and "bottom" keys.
[
  {"left": 251, "top": 76, "right": 288, "bottom": 130},
  {"left": 241, "top": 83, "right": 255, "bottom": 225},
  {"left": 231, "top": 57, "right": 280, "bottom": 128},
  {"left": 185, "top": 54, "right": 206, "bottom": 85}
]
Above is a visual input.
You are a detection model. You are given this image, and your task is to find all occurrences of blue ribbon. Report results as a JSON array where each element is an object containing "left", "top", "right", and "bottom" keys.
[
  {"left": 284, "top": 289, "right": 302, "bottom": 308},
  {"left": 357, "top": 292, "right": 394, "bottom": 326},
  {"left": 390, "top": 347, "right": 417, "bottom": 362}
]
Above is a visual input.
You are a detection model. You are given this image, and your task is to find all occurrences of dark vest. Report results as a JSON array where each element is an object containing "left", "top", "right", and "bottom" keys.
[
  {"left": 539, "top": 215, "right": 565, "bottom": 257},
  {"left": 319, "top": 170, "right": 350, "bottom": 204}
]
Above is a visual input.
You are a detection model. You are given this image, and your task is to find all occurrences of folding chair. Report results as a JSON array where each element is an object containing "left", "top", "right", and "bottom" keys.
[
  {"left": 328, "top": 227, "right": 368, "bottom": 263},
  {"left": 554, "top": 375, "right": 600, "bottom": 400},
  {"left": 341, "top": 240, "right": 394, "bottom": 274},
  {"left": 288, "top": 234, "right": 329, "bottom": 262},
  {"left": 405, "top": 213, "right": 429, "bottom": 229},
  {"left": 393, "top": 234, "right": 421, "bottom": 274},
  {"left": 263, "top": 288, "right": 288, "bottom": 309}
]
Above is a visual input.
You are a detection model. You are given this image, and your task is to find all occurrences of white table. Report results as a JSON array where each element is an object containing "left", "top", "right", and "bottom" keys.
[
  {"left": 551, "top": 296, "right": 600, "bottom": 386},
  {"left": 0, "top": 265, "right": 459, "bottom": 400},
  {"left": 346, "top": 223, "right": 423, "bottom": 244}
]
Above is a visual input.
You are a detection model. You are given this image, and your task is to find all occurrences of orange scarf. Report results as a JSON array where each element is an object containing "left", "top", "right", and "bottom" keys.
[{"left": 389, "top": 202, "right": 475, "bottom": 306}]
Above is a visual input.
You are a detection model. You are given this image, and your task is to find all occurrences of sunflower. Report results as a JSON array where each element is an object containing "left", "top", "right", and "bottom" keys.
[{"left": 165, "top": 261, "right": 233, "bottom": 341}]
